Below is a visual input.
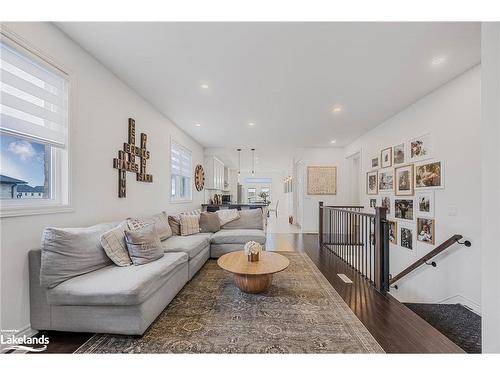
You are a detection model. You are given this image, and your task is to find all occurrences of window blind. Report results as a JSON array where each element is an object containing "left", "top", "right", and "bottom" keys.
[
  {"left": 0, "top": 36, "right": 68, "bottom": 148},
  {"left": 171, "top": 142, "right": 191, "bottom": 177}
]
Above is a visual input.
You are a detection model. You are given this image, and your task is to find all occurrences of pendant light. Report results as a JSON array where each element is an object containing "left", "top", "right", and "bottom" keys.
[
  {"left": 251, "top": 148, "right": 255, "bottom": 176},
  {"left": 237, "top": 148, "right": 242, "bottom": 176}
]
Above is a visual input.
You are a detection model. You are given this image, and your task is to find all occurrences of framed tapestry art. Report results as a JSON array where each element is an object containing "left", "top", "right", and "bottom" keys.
[{"left": 307, "top": 166, "right": 337, "bottom": 195}]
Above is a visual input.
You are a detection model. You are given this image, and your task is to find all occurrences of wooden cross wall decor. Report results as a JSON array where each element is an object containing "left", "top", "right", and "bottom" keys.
[{"left": 113, "top": 118, "right": 153, "bottom": 198}]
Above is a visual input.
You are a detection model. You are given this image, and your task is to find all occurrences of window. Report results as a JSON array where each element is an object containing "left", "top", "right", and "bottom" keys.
[
  {"left": 170, "top": 141, "right": 192, "bottom": 201},
  {"left": 247, "top": 187, "right": 257, "bottom": 202},
  {"left": 0, "top": 34, "right": 69, "bottom": 216}
]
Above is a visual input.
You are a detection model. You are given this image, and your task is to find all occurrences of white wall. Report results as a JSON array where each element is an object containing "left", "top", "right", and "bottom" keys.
[
  {"left": 481, "top": 23, "right": 500, "bottom": 353},
  {"left": 345, "top": 66, "right": 481, "bottom": 313},
  {"left": 0, "top": 23, "right": 205, "bottom": 334}
]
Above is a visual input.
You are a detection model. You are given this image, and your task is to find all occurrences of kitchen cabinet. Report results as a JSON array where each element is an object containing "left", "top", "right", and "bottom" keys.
[{"left": 205, "top": 156, "right": 225, "bottom": 190}]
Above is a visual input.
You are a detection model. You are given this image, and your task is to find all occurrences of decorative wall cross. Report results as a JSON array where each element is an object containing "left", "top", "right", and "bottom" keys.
[{"left": 113, "top": 118, "right": 153, "bottom": 198}]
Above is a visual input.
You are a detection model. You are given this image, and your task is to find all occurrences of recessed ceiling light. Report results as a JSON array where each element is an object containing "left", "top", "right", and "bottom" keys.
[
  {"left": 430, "top": 56, "right": 446, "bottom": 67},
  {"left": 195, "top": 123, "right": 201, "bottom": 127},
  {"left": 332, "top": 106, "right": 342, "bottom": 113},
  {"left": 248, "top": 122, "right": 255, "bottom": 127},
  {"left": 200, "top": 83, "right": 209, "bottom": 89},
  {"left": 330, "top": 139, "right": 337, "bottom": 144}
]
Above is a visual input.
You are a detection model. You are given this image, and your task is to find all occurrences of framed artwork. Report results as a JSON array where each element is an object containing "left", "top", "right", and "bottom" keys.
[
  {"left": 393, "top": 143, "right": 405, "bottom": 165},
  {"left": 380, "top": 147, "right": 392, "bottom": 168},
  {"left": 415, "top": 160, "right": 444, "bottom": 189},
  {"left": 381, "top": 195, "right": 391, "bottom": 215},
  {"left": 370, "top": 198, "right": 377, "bottom": 208},
  {"left": 395, "top": 198, "right": 414, "bottom": 221},
  {"left": 416, "top": 191, "right": 434, "bottom": 218},
  {"left": 307, "top": 166, "right": 337, "bottom": 195},
  {"left": 417, "top": 218, "right": 436, "bottom": 245},
  {"left": 395, "top": 164, "right": 414, "bottom": 196},
  {"left": 388, "top": 220, "right": 397, "bottom": 245},
  {"left": 378, "top": 169, "right": 394, "bottom": 192},
  {"left": 366, "top": 171, "right": 378, "bottom": 195},
  {"left": 371, "top": 157, "right": 379, "bottom": 169},
  {"left": 400, "top": 224, "right": 416, "bottom": 252},
  {"left": 409, "top": 133, "right": 431, "bottom": 161}
]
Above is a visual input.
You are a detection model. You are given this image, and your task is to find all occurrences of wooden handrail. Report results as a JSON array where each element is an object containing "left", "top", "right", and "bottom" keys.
[{"left": 390, "top": 235, "right": 465, "bottom": 285}]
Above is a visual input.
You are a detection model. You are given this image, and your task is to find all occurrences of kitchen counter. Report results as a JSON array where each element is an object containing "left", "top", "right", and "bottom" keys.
[{"left": 201, "top": 203, "right": 269, "bottom": 211}]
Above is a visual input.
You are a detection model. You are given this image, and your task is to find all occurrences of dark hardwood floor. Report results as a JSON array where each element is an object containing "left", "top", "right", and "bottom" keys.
[{"left": 31, "top": 232, "right": 463, "bottom": 354}]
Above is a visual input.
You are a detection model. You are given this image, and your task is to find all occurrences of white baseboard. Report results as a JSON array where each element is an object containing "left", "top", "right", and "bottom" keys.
[{"left": 437, "top": 294, "right": 481, "bottom": 316}]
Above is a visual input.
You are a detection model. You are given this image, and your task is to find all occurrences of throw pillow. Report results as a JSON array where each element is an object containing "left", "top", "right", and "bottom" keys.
[
  {"left": 216, "top": 208, "right": 240, "bottom": 225},
  {"left": 100, "top": 221, "right": 132, "bottom": 266},
  {"left": 179, "top": 213, "right": 201, "bottom": 236},
  {"left": 199, "top": 212, "right": 221, "bottom": 233},
  {"left": 40, "top": 222, "right": 117, "bottom": 288},
  {"left": 221, "top": 208, "right": 264, "bottom": 230},
  {"left": 124, "top": 224, "right": 164, "bottom": 266},
  {"left": 168, "top": 209, "right": 201, "bottom": 235},
  {"left": 127, "top": 212, "right": 172, "bottom": 241}
]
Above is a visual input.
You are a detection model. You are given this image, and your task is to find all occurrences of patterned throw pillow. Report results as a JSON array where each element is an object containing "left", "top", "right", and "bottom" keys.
[
  {"left": 100, "top": 221, "right": 132, "bottom": 266},
  {"left": 179, "top": 213, "right": 200, "bottom": 236},
  {"left": 127, "top": 212, "right": 172, "bottom": 241},
  {"left": 124, "top": 224, "right": 164, "bottom": 266},
  {"left": 168, "top": 209, "right": 201, "bottom": 236},
  {"left": 216, "top": 209, "right": 240, "bottom": 225}
]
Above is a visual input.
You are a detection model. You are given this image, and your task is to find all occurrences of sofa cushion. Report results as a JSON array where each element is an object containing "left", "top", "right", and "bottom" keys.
[
  {"left": 40, "top": 222, "right": 117, "bottom": 289},
  {"left": 127, "top": 212, "right": 172, "bottom": 241},
  {"left": 124, "top": 224, "right": 164, "bottom": 266},
  {"left": 210, "top": 229, "right": 266, "bottom": 245},
  {"left": 216, "top": 209, "right": 240, "bottom": 225},
  {"left": 100, "top": 221, "right": 132, "bottom": 267},
  {"left": 221, "top": 208, "right": 264, "bottom": 230},
  {"left": 46, "top": 252, "right": 188, "bottom": 306},
  {"left": 162, "top": 233, "right": 211, "bottom": 259}
]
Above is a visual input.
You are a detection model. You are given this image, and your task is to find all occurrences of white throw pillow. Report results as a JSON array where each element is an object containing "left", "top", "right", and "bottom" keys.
[
  {"left": 216, "top": 209, "right": 241, "bottom": 226},
  {"left": 179, "top": 213, "right": 200, "bottom": 236},
  {"left": 100, "top": 221, "right": 132, "bottom": 267}
]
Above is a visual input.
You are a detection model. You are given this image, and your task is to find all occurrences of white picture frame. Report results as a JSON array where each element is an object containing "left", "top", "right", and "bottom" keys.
[
  {"left": 394, "top": 198, "right": 415, "bottom": 221},
  {"left": 393, "top": 143, "right": 405, "bottom": 165},
  {"left": 416, "top": 191, "right": 435, "bottom": 218},
  {"left": 378, "top": 168, "right": 394, "bottom": 192},
  {"left": 408, "top": 133, "right": 432, "bottom": 162}
]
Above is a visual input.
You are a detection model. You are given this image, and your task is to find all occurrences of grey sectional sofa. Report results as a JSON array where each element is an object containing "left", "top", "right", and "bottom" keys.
[{"left": 29, "top": 208, "right": 266, "bottom": 336}]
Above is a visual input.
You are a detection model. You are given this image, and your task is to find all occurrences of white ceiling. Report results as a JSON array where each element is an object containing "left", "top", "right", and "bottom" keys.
[{"left": 56, "top": 22, "right": 480, "bottom": 150}]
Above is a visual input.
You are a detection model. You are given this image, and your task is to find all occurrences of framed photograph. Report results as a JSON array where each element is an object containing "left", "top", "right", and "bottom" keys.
[
  {"left": 388, "top": 220, "right": 397, "bottom": 245},
  {"left": 400, "top": 224, "right": 416, "bottom": 251},
  {"left": 415, "top": 160, "right": 444, "bottom": 189},
  {"left": 369, "top": 198, "right": 377, "bottom": 208},
  {"left": 371, "top": 157, "right": 379, "bottom": 169},
  {"left": 378, "top": 169, "right": 394, "bottom": 192},
  {"left": 395, "top": 198, "right": 414, "bottom": 221},
  {"left": 417, "top": 218, "right": 436, "bottom": 245},
  {"left": 393, "top": 143, "right": 405, "bottom": 165},
  {"left": 366, "top": 171, "right": 378, "bottom": 195},
  {"left": 408, "top": 133, "right": 431, "bottom": 161},
  {"left": 395, "top": 164, "right": 414, "bottom": 196},
  {"left": 380, "top": 147, "right": 392, "bottom": 168},
  {"left": 381, "top": 195, "right": 391, "bottom": 215},
  {"left": 307, "top": 166, "right": 337, "bottom": 195},
  {"left": 416, "top": 191, "right": 434, "bottom": 218}
]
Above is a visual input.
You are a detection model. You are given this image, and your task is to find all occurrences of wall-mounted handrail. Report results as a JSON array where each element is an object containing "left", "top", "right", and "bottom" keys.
[{"left": 390, "top": 234, "right": 471, "bottom": 286}]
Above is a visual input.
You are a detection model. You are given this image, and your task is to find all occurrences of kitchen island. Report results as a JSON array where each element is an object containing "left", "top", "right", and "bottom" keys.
[{"left": 201, "top": 203, "right": 269, "bottom": 212}]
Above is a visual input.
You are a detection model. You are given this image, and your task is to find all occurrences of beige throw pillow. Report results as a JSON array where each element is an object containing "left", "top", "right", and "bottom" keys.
[
  {"left": 100, "top": 221, "right": 132, "bottom": 266},
  {"left": 127, "top": 212, "right": 172, "bottom": 241},
  {"left": 179, "top": 213, "right": 200, "bottom": 236}
]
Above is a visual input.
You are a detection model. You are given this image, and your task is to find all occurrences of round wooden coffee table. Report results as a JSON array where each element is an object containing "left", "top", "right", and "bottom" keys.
[{"left": 217, "top": 251, "right": 289, "bottom": 294}]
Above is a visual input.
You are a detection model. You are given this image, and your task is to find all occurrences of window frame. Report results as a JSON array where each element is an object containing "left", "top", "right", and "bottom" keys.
[
  {"left": 0, "top": 28, "right": 72, "bottom": 218},
  {"left": 170, "top": 138, "right": 193, "bottom": 203}
]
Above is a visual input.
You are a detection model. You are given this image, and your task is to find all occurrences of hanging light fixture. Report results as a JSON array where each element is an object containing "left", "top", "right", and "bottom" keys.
[
  {"left": 237, "top": 148, "right": 242, "bottom": 176},
  {"left": 251, "top": 148, "right": 255, "bottom": 176}
]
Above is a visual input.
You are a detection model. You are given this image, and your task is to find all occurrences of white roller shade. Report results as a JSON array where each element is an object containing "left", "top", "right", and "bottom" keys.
[
  {"left": 171, "top": 142, "right": 191, "bottom": 177},
  {"left": 0, "top": 36, "right": 68, "bottom": 147}
]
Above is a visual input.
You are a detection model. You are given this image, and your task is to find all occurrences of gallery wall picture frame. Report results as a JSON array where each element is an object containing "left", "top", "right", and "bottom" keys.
[
  {"left": 369, "top": 198, "right": 377, "bottom": 208},
  {"left": 394, "top": 164, "right": 414, "bottom": 196},
  {"left": 381, "top": 195, "right": 391, "bottom": 215},
  {"left": 388, "top": 220, "right": 397, "bottom": 245},
  {"left": 378, "top": 168, "right": 394, "bottom": 192},
  {"left": 393, "top": 143, "right": 405, "bottom": 165},
  {"left": 394, "top": 198, "right": 414, "bottom": 221},
  {"left": 366, "top": 171, "right": 378, "bottom": 195},
  {"left": 371, "top": 156, "right": 379, "bottom": 169},
  {"left": 399, "top": 223, "right": 416, "bottom": 253},
  {"left": 408, "top": 133, "right": 432, "bottom": 162},
  {"left": 416, "top": 191, "right": 435, "bottom": 218},
  {"left": 380, "top": 147, "right": 392, "bottom": 168},
  {"left": 307, "top": 166, "right": 337, "bottom": 195},
  {"left": 417, "top": 217, "right": 436, "bottom": 245},
  {"left": 414, "top": 160, "right": 444, "bottom": 190}
]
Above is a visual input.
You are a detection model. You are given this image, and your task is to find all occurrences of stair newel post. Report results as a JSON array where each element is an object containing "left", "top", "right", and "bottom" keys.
[
  {"left": 374, "top": 206, "right": 389, "bottom": 293},
  {"left": 319, "top": 201, "right": 324, "bottom": 247}
]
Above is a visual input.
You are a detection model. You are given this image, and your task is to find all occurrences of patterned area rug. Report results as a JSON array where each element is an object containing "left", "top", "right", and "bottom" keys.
[{"left": 76, "top": 252, "right": 384, "bottom": 353}]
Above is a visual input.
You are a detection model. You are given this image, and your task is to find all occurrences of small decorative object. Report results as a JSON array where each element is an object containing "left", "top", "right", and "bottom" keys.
[
  {"left": 417, "top": 218, "right": 435, "bottom": 245},
  {"left": 244, "top": 241, "right": 262, "bottom": 262},
  {"left": 378, "top": 169, "right": 394, "bottom": 192},
  {"left": 371, "top": 157, "right": 379, "bottom": 168},
  {"left": 415, "top": 161, "right": 443, "bottom": 189},
  {"left": 416, "top": 191, "right": 435, "bottom": 218},
  {"left": 194, "top": 164, "right": 205, "bottom": 191},
  {"left": 395, "top": 164, "right": 414, "bottom": 196},
  {"left": 113, "top": 118, "right": 153, "bottom": 198},
  {"left": 393, "top": 143, "right": 405, "bottom": 165},
  {"left": 307, "top": 166, "right": 337, "bottom": 195},
  {"left": 380, "top": 147, "right": 392, "bottom": 168},
  {"left": 409, "top": 133, "right": 431, "bottom": 161},
  {"left": 395, "top": 199, "right": 414, "bottom": 221},
  {"left": 366, "top": 171, "right": 378, "bottom": 195}
]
